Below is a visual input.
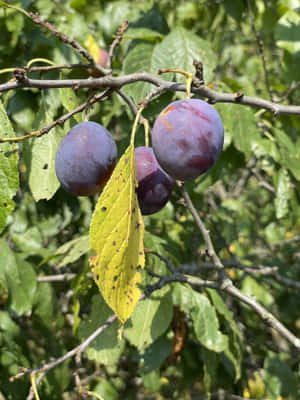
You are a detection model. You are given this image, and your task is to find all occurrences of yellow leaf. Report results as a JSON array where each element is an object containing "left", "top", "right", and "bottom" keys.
[
  {"left": 84, "top": 34, "right": 100, "bottom": 62},
  {"left": 89, "top": 144, "right": 145, "bottom": 323}
]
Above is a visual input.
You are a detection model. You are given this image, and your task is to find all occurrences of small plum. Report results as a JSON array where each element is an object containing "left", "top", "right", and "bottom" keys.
[
  {"left": 89, "top": 48, "right": 109, "bottom": 76},
  {"left": 97, "top": 48, "right": 109, "bottom": 68},
  {"left": 135, "top": 146, "right": 174, "bottom": 215},
  {"left": 152, "top": 99, "right": 224, "bottom": 181},
  {"left": 55, "top": 121, "right": 117, "bottom": 196}
]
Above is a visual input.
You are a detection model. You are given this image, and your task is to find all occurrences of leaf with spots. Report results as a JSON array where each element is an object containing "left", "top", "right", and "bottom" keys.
[
  {"left": 0, "top": 99, "right": 19, "bottom": 234},
  {"left": 89, "top": 144, "right": 145, "bottom": 323}
]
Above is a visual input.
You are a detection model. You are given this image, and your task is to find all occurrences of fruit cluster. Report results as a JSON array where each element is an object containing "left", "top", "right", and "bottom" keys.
[{"left": 55, "top": 99, "right": 224, "bottom": 215}]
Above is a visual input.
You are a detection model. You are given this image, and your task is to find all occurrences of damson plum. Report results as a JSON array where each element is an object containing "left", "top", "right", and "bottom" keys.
[
  {"left": 55, "top": 121, "right": 117, "bottom": 196},
  {"left": 135, "top": 147, "right": 174, "bottom": 215},
  {"left": 152, "top": 99, "right": 224, "bottom": 181}
]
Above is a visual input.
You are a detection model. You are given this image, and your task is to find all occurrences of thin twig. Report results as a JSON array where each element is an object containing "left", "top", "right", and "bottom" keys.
[
  {"left": 26, "top": 12, "right": 95, "bottom": 66},
  {"left": 0, "top": 88, "right": 114, "bottom": 143},
  {"left": 108, "top": 20, "right": 129, "bottom": 69},
  {"left": 247, "top": 0, "right": 273, "bottom": 101},
  {"left": 11, "top": 314, "right": 118, "bottom": 382}
]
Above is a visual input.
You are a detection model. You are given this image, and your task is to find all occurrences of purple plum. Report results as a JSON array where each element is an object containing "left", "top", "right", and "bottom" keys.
[
  {"left": 152, "top": 99, "right": 224, "bottom": 181},
  {"left": 55, "top": 121, "right": 117, "bottom": 196},
  {"left": 135, "top": 146, "right": 174, "bottom": 215}
]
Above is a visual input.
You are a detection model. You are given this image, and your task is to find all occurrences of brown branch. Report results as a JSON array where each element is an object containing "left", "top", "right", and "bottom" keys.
[
  {"left": 26, "top": 12, "right": 95, "bottom": 65},
  {"left": 1, "top": 72, "right": 300, "bottom": 115},
  {"left": 108, "top": 20, "right": 129, "bottom": 69},
  {"left": 26, "top": 63, "right": 93, "bottom": 73},
  {"left": 180, "top": 183, "right": 300, "bottom": 350},
  {"left": 11, "top": 313, "right": 117, "bottom": 382}
]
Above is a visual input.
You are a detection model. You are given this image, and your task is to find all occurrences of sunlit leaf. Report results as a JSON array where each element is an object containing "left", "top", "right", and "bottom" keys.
[
  {"left": 89, "top": 144, "right": 145, "bottom": 323},
  {"left": 84, "top": 34, "right": 100, "bottom": 62}
]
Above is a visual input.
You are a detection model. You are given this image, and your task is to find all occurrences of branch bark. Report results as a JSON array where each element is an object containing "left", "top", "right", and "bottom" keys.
[{"left": 1, "top": 72, "right": 300, "bottom": 115}]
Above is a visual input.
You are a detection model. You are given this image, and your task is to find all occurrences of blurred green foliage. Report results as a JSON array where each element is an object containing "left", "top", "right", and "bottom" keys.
[{"left": 0, "top": 0, "right": 300, "bottom": 399}]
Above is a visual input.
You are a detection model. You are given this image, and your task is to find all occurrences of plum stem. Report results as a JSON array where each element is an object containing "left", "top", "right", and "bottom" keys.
[
  {"left": 130, "top": 105, "right": 145, "bottom": 147},
  {"left": 143, "top": 119, "right": 150, "bottom": 147},
  {"left": 158, "top": 68, "right": 193, "bottom": 99},
  {"left": 30, "top": 373, "right": 40, "bottom": 400}
]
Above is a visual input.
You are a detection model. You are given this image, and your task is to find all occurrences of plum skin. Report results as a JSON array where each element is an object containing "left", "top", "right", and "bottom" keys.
[
  {"left": 55, "top": 121, "right": 117, "bottom": 196},
  {"left": 152, "top": 99, "right": 224, "bottom": 181},
  {"left": 135, "top": 146, "right": 174, "bottom": 215},
  {"left": 89, "top": 48, "right": 109, "bottom": 76}
]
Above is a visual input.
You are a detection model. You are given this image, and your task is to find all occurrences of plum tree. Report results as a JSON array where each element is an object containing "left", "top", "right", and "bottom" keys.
[
  {"left": 55, "top": 121, "right": 117, "bottom": 196},
  {"left": 152, "top": 99, "right": 224, "bottom": 181},
  {"left": 135, "top": 146, "right": 174, "bottom": 215}
]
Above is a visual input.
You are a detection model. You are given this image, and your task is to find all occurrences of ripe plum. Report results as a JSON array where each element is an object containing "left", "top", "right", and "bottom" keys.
[
  {"left": 55, "top": 121, "right": 117, "bottom": 196},
  {"left": 152, "top": 99, "right": 224, "bottom": 181},
  {"left": 135, "top": 146, "right": 174, "bottom": 215}
]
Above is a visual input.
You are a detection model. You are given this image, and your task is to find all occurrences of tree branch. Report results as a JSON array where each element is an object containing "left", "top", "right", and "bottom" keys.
[
  {"left": 1, "top": 72, "right": 300, "bottom": 115},
  {"left": 179, "top": 183, "right": 300, "bottom": 350}
]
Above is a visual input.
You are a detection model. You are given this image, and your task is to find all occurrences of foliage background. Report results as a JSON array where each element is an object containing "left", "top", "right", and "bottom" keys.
[{"left": 0, "top": 0, "right": 300, "bottom": 399}]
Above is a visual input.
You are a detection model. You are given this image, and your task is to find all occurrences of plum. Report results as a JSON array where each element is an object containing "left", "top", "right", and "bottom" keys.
[
  {"left": 55, "top": 121, "right": 117, "bottom": 196},
  {"left": 135, "top": 146, "right": 174, "bottom": 215},
  {"left": 152, "top": 99, "right": 224, "bottom": 181},
  {"left": 89, "top": 48, "right": 109, "bottom": 76}
]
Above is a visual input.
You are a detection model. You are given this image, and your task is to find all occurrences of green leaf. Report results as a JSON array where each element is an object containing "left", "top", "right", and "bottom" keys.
[
  {"left": 122, "top": 43, "right": 166, "bottom": 104},
  {"left": 78, "top": 295, "right": 125, "bottom": 365},
  {"left": 32, "top": 282, "right": 54, "bottom": 326},
  {"left": 124, "top": 287, "right": 173, "bottom": 350},
  {"left": 89, "top": 144, "right": 145, "bottom": 323},
  {"left": 59, "top": 87, "right": 83, "bottom": 123},
  {"left": 275, "top": 10, "right": 300, "bottom": 54},
  {"left": 229, "top": 104, "right": 259, "bottom": 158},
  {"left": 275, "top": 168, "right": 291, "bottom": 218},
  {"left": 139, "top": 335, "right": 172, "bottom": 373},
  {"left": 202, "top": 348, "right": 218, "bottom": 394},
  {"left": 0, "top": 100, "right": 19, "bottom": 234},
  {"left": 126, "top": 27, "right": 163, "bottom": 42},
  {"left": 0, "top": 239, "right": 37, "bottom": 315},
  {"left": 155, "top": 27, "right": 217, "bottom": 83},
  {"left": 27, "top": 129, "right": 64, "bottom": 201},
  {"left": 241, "top": 276, "right": 274, "bottom": 307},
  {"left": 207, "top": 289, "right": 243, "bottom": 381},
  {"left": 55, "top": 235, "right": 89, "bottom": 267},
  {"left": 274, "top": 128, "right": 300, "bottom": 180},
  {"left": 264, "top": 354, "right": 298, "bottom": 399},
  {"left": 173, "top": 284, "right": 228, "bottom": 352},
  {"left": 26, "top": 91, "right": 65, "bottom": 201}
]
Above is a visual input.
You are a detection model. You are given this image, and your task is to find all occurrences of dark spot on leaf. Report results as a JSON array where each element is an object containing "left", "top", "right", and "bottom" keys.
[
  {"left": 43, "top": 163, "right": 48, "bottom": 170},
  {"left": 112, "top": 286, "right": 115, "bottom": 290},
  {"left": 135, "top": 222, "right": 140, "bottom": 229},
  {"left": 113, "top": 275, "right": 118, "bottom": 282},
  {"left": 3, "top": 202, "right": 7, "bottom": 208},
  {"left": 96, "top": 274, "right": 99, "bottom": 280},
  {"left": 101, "top": 207, "right": 107, "bottom": 212},
  {"left": 112, "top": 241, "right": 116, "bottom": 246}
]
